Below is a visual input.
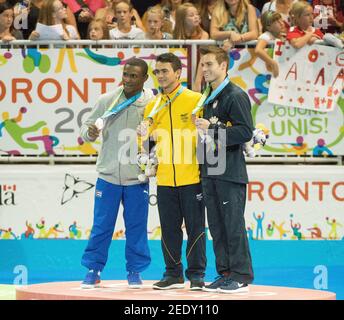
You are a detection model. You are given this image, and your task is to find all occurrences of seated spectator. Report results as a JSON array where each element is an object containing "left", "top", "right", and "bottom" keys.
[
  {"left": 29, "top": 0, "right": 80, "bottom": 40},
  {"left": 62, "top": 0, "right": 105, "bottom": 39},
  {"left": 191, "top": 0, "right": 217, "bottom": 34},
  {"left": 312, "top": 0, "right": 344, "bottom": 34},
  {"left": 88, "top": 18, "right": 109, "bottom": 40},
  {"left": 0, "top": 2, "right": 23, "bottom": 41},
  {"left": 96, "top": 0, "right": 144, "bottom": 31},
  {"left": 262, "top": 0, "right": 295, "bottom": 29},
  {"left": 287, "top": 1, "right": 323, "bottom": 49},
  {"left": 136, "top": 6, "right": 172, "bottom": 39},
  {"left": 173, "top": 2, "right": 209, "bottom": 39},
  {"left": 109, "top": 1, "right": 144, "bottom": 39},
  {"left": 142, "top": 4, "right": 171, "bottom": 34},
  {"left": 160, "top": 0, "right": 186, "bottom": 32},
  {"left": 255, "top": 11, "right": 285, "bottom": 77},
  {"left": 210, "top": 0, "right": 258, "bottom": 44}
]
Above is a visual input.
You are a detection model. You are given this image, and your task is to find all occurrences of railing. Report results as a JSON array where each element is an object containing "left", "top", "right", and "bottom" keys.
[
  {"left": 0, "top": 39, "right": 341, "bottom": 165},
  {"left": 0, "top": 154, "right": 341, "bottom": 165}
]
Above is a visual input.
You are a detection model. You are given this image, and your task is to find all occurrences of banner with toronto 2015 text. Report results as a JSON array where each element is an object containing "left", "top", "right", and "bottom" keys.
[
  {"left": 0, "top": 165, "right": 343, "bottom": 241},
  {"left": 0, "top": 47, "right": 188, "bottom": 156},
  {"left": 1, "top": 45, "right": 343, "bottom": 157}
]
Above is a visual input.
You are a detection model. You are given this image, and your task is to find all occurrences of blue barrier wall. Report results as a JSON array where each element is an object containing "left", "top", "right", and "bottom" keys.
[{"left": 1, "top": 240, "right": 343, "bottom": 298}]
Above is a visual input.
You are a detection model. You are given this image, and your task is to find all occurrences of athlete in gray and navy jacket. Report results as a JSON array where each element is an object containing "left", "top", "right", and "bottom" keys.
[{"left": 79, "top": 58, "right": 154, "bottom": 289}]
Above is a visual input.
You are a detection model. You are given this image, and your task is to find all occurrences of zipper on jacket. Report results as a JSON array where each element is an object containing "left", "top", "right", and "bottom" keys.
[
  {"left": 168, "top": 99, "right": 177, "bottom": 187},
  {"left": 118, "top": 108, "right": 129, "bottom": 184}
]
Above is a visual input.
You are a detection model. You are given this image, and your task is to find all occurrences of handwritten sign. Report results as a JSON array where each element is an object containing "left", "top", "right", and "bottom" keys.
[{"left": 268, "top": 41, "right": 344, "bottom": 112}]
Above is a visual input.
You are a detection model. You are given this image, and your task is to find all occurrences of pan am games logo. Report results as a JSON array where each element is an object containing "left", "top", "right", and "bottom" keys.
[
  {"left": 0, "top": 184, "right": 17, "bottom": 206},
  {"left": 61, "top": 174, "right": 94, "bottom": 205}
]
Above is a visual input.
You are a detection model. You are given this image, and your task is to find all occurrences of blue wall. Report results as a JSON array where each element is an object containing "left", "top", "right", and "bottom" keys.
[{"left": 1, "top": 240, "right": 343, "bottom": 299}]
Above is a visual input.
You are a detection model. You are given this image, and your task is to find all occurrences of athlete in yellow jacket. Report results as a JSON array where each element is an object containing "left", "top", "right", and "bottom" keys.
[
  {"left": 137, "top": 53, "right": 206, "bottom": 290},
  {"left": 142, "top": 83, "right": 201, "bottom": 187}
]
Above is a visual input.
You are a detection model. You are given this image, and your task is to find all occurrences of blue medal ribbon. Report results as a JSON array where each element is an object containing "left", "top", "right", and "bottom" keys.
[
  {"left": 147, "top": 86, "right": 185, "bottom": 120},
  {"left": 204, "top": 77, "right": 230, "bottom": 105},
  {"left": 102, "top": 89, "right": 142, "bottom": 119},
  {"left": 192, "top": 77, "right": 230, "bottom": 115}
]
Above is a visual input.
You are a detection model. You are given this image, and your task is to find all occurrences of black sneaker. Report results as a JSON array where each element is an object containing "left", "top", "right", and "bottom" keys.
[
  {"left": 190, "top": 278, "right": 205, "bottom": 291},
  {"left": 203, "top": 275, "right": 228, "bottom": 292},
  {"left": 152, "top": 277, "right": 185, "bottom": 290},
  {"left": 218, "top": 279, "right": 249, "bottom": 294}
]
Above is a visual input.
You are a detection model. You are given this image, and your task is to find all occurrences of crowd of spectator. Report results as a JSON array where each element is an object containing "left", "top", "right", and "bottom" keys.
[
  {"left": 1, "top": 0, "right": 343, "bottom": 81},
  {"left": 0, "top": 0, "right": 343, "bottom": 42}
]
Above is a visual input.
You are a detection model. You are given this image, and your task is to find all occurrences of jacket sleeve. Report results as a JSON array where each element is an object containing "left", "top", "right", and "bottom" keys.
[
  {"left": 79, "top": 96, "right": 106, "bottom": 142},
  {"left": 209, "top": 91, "right": 254, "bottom": 147}
]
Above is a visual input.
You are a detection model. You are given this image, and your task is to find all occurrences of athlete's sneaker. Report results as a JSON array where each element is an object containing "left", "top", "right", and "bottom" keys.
[
  {"left": 190, "top": 278, "right": 205, "bottom": 291},
  {"left": 152, "top": 276, "right": 185, "bottom": 290},
  {"left": 203, "top": 275, "right": 228, "bottom": 292},
  {"left": 81, "top": 269, "right": 101, "bottom": 289},
  {"left": 127, "top": 271, "right": 143, "bottom": 289},
  {"left": 218, "top": 279, "right": 249, "bottom": 294}
]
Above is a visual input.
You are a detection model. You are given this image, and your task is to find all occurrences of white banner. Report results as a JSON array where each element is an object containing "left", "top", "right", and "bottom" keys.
[
  {"left": 228, "top": 47, "right": 344, "bottom": 156},
  {"left": 0, "top": 48, "right": 188, "bottom": 156},
  {"left": 0, "top": 165, "right": 343, "bottom": 241},
  {"left": 268, "top": 41, "right": 343, "bottom": 112},
  {"left": 1, "top": 47, "right": 343, "bottom": 155}
]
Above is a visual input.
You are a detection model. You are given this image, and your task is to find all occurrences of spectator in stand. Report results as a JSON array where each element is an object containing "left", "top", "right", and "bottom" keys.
[
  {"left": 95, "top": 0, "right": 144, "bottom": 31},
  {"left": 161, "top": 0, "right": 186, "bottom": 32},
  {"left": 210, "top": 0, "right": 258, "bottom": 45},
  {"left": 16, "top": 0, "right": 43, "bottom": 39},
  {"left": 173, "top": 2, "right": 209, "bottom": 39},
  {"left": 62, "top": 0, "right": 105, "bottom": 39},
  {"left": 192, "top": 0, "right": 217, "bottom": 34},
  {"left": 287, "top": 1, "right": 323, "bottom": 49},
  {"left": 109, "top": 1, "right": 144, "bottom": 39},
  {"left": 193, "top": 0, "right": 258, "bottom": 91},
  {"left": 0, "top": 2, "right": 23, "bottom": 42},
  {"left": 29, "top": 0, "right": 80, "bottom": 40},
  {"left": 312, "top": 0, "right": 344, "bottom": 34},
  {"left": 88, "top": 18, "right": 110, "bottom": 40},
  {"left": 142, "top": 5, "right": 169, "bottom": 35},
  {"left": 255, "top": 11, "right": 285, "bottom": 77},
  {"left": 262, "top": 0, "right": 295, "bottom": 29},
  {"left": 136, "top": 6, "right": 172, "bottom": 39}
]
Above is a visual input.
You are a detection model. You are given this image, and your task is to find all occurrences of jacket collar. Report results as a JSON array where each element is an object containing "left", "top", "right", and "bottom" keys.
[{"left": 161, "top": 83, "right": 182, "bottom": 100}]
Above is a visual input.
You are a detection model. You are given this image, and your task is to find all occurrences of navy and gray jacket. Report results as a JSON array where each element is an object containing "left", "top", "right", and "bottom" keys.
[{"left": 199, "top": 81, "right": 254, "bottom": 184}]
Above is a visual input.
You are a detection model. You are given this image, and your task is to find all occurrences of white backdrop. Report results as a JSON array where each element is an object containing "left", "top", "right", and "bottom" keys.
[
  {"left": 0, "top": 165, "right": 343, "bottom": 241},
  {"left": 0, "top": 47, "right": 188, "bottom": 156},
  {"left": 1, "top": 47, "right": 343, "bottom": 156}
]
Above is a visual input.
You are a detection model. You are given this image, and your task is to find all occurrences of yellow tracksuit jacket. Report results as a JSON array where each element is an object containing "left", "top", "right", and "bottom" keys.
[{"left": 143, "top": 85, "right": 202, "bottom": 187}]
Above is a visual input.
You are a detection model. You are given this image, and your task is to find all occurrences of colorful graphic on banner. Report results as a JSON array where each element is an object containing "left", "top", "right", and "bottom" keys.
[
  {"left": 268, "top": 42, "right": 343, "bottom": 112},
  {"left": 1, "top": 46, "right": 343, "bottom": 156},
  {"left": 228, "top": 47, "right": 344, "bottom": 156},
  {"left": 0, "top": 48, "right": 188, "bottom": 156},
  {"left": 0, "top": 165, "right": 343, "bottom": 241}
]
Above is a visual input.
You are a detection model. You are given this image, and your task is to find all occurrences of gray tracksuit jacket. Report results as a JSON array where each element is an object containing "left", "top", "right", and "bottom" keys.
[{"left": 80, "top": 87, "right": 154, "bottom": 185}]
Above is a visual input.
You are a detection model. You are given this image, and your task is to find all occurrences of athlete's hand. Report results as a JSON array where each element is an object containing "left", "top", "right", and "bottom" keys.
[
  {"left": 136, "top": 121, "right": 149, "bottom": 137},
  {"left": 195, "top": 118, "right": 210, "bottom": 131},
  {"left": 87, "top": 124, "right": 100, "bottom": 140}
]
